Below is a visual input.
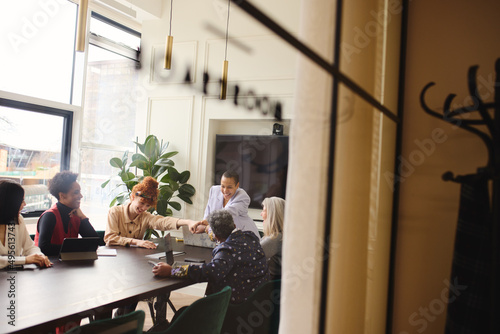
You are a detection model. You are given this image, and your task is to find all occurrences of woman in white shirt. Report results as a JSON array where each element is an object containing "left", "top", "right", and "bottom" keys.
[
  {"left": 200, "top": 171, "right": 260, "bottom": 238},
  {"left": 0, "top": 179, "right": 52, "bottom": 269}
]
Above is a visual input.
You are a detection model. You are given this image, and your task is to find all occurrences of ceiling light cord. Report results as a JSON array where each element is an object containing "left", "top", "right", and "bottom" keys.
[
  {"left": 169, "top": 0, "right": 173, "bottom": 36},
  {"left": 220, "top": 0, "right": 230, "bottom": 100},
  {"left": 224, "top": 0, "right": 230, "bottom": 61}
]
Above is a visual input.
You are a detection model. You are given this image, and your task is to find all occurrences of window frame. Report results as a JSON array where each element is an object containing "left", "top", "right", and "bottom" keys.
[
  {"left": 0, "top": 97, "right": 73, "bottom": 217},
  {"left": 0, "top": 2, "right": 142, "bottom": 223},
  {"left": 89, "top": 12, "right": 141, "bottom": 62}
]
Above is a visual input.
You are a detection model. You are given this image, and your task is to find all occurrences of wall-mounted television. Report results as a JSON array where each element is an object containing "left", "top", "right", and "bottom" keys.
[{"left": 214, "top": 134, "right": 289, "bottom": 209}]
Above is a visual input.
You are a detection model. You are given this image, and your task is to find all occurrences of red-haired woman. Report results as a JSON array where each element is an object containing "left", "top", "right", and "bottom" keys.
[{"left": 104, "top": 176, "right": 199, "bottom": 249}]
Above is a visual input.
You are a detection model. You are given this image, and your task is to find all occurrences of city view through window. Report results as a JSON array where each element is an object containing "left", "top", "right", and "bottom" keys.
[{"left": 0, "top": 107, "right": 64, "bottom": 214}]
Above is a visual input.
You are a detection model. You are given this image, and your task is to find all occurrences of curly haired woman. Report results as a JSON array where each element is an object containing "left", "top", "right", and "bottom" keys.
[{"left": 35, "top": 171, "right": 98, "bottom": 256}]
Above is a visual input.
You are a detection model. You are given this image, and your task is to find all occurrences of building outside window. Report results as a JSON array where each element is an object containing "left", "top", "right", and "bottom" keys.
[
  {"left": 0, "top": 105, "right": 68, "bottom": 214},
  {"left": 0, "top": 1, "right": 141, "bottom": 231}
]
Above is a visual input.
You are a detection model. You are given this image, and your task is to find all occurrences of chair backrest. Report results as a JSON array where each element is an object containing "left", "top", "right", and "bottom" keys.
[
  {"left": 65, "top": 310, "right": 145, "bottom": 334},
  {"left": 220, "top": 279, "right": 281, "bottom": 334},
  {"left": 163, "top": 285, "right": 232, "bottom": 334}
]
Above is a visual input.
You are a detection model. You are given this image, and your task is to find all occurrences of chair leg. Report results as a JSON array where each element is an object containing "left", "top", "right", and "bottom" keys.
[
  {"left": 147, "top": 300, "right": 156, "bottom": 326},
  {"left": 167, "top": 299, "right": 177, "bottom": 313}
]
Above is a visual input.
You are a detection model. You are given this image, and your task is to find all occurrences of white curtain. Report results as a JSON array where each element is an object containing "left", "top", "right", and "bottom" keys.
[
  {"left": 280, "top": 0, "right": 401, "bottom": 333},
  {"left": 279, "top": 0, "right": 336, "bottom": 333}
]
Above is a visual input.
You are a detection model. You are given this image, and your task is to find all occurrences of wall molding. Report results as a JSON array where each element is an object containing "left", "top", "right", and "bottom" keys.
[
  {"left": 204, "top": 34, "right": 297, "bottom": 83},
  {"left": 149, "top": 41, "right": 198, "bottom": 84}
]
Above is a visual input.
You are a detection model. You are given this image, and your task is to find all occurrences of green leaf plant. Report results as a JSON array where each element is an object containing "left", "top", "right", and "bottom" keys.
[{"left": 101, "top": 135, "right": 196, "bottom": 239}]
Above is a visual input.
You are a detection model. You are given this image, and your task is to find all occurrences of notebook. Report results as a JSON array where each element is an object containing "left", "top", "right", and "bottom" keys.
[
  {"left": 59, "top": 237, "right": 100, "bottom": 261},
  {"left": 181, "top": 225, "right": 216, "bottom": 248}
]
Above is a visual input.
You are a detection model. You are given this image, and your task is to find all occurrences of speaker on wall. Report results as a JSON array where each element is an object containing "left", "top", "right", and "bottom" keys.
[{"left": 272, "top": 123, "right": 284, "bottom": 135}]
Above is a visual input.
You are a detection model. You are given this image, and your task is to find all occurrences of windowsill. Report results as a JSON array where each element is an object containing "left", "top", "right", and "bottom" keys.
[
  {"left": 24, "top": 217, "right": 39, "bottom": 235},
  {"left": 24, "top": 217, "right": 39, "bottom": 224}
]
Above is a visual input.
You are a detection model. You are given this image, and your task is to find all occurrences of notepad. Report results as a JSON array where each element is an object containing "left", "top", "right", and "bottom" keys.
[{"left": 97, "top": 248, "right": 117, "bottom": 256}]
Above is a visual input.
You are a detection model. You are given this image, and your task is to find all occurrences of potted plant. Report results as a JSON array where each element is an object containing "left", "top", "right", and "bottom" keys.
[{"left": 101, "top": 135, "right": 196, "bottom": 239}]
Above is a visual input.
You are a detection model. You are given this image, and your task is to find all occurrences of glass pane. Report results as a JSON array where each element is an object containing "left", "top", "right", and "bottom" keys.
[
  {"left": 0, "top": 0, "right": 77, "bottom": 103},
  {"left": 90, "top": 16, "right": 140, "bottom": 50},
  {"left": 79, "top": 147, "right": 130, "bottom": 231},
  {"left": 82, "top": 44, "right": 138, "bottom": 147},
  {"left": 0, "top": 106, "right": 64, "bottom": 213}
]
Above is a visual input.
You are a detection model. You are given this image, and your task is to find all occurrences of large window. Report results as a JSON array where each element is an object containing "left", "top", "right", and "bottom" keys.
[
  {"left": 79, "top": 14, "right": 141, "bottom": 230},
  {"left": 0, "top": 1, "right": 79, "bottom": 104},
  {"left": 0, "top": 0, "right": 79, "bottom": 217},
  {"left": 0, "top": 100, "right": 72, "bottom": 215},
  {"left": 0, "top": 2, "right": 141, "bottom": 230}
]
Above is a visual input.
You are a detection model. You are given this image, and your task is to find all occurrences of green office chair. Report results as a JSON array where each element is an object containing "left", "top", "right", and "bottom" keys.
[
  {"left": 158, "top": 285, "right": 232, "bottom": 334},
  {"left": 220, "top": 279, "right": 281, "bottom": 334},
  {"left": 65, "top": 309, "right": 145, "bottom": 334}
]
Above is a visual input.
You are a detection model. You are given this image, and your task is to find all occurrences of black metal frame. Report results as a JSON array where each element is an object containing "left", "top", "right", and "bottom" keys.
[
  {"left": 386, "top": 1, "right": 409, "bottom": 333},
  {"left": 230, "top": 1, "right": 406, "bottom": 333},
  {"left": 319, "top": 0, "right": 344, "bottom": 332},
  {"left": 92, "top": 12, "right": 141, "bottom": 37}
]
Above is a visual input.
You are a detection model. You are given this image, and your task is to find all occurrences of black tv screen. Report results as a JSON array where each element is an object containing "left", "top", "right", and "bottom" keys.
[{"left": 214, "top": 135, "right": 289, "bottom": 209}]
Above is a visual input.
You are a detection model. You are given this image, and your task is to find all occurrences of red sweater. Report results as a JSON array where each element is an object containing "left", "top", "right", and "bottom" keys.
[{"left": 35, "top": 204, "right": 81, "bottom": 246}]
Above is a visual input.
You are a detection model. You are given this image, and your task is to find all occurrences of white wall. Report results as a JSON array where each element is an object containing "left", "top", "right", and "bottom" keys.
[{"left": 136, "top": 0, "right": 299, "bottom": 221}]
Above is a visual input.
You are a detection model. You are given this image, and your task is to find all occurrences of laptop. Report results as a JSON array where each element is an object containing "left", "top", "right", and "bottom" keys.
[
  {"left": 59, "top": 237, "right": 100, "bottom": 261},
  {"left": 164, "top": 233, "right": 174, "bottom": 265},
  {"left": 145, "top": 233, "right": 186, "bottom": 262},
  {"left": 181, "top": 225, "right": 216, "bottom": 248}
]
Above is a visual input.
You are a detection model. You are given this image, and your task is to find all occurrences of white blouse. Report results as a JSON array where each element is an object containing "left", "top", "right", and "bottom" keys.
[{"left": 0, "top": 215, "right": 43, "bottom": 269}]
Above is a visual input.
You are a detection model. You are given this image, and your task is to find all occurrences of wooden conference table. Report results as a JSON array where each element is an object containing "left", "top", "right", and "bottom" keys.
[{"left": 0, "top": 238, "right": 213, "bottom": 334}]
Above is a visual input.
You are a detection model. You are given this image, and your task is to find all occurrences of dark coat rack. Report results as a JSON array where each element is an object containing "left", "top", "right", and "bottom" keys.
[{"left": 420, "top": 58, "right": 500, "bottom": 333}]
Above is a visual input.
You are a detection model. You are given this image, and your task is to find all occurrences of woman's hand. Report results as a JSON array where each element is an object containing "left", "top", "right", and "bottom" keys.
[
  {"left": 69, "top": 208, "right": 88, "bottom": 220},
  {"left": 134, "top": 239, "right": 157, "bottom": 249},
  {"left": 152, "top": 262, "right": 172, "bottom": 277},
  {"left": 186, "top": 220, "right": 200, "bottom": 233},
  {"left": 26, "top": 254, "right": 53, "bottom": 268},
  {"left": 190, "top": 220, "right": 208, "bottom": 234}
]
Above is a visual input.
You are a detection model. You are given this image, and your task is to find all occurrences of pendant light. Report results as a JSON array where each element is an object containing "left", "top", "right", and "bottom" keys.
[
  {"left": 75, "top": 0, "right": 89, "bottom": 52},
  {"left": 220, "top": 0, "right": 230, "bottom": 100},
  {"left": 164, "top": 0, "right": 174, "bottom": 69}
]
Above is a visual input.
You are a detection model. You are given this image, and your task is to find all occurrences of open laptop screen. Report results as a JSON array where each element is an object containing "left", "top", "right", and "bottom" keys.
[
  {"left": 164, "top": 233, "right": 174, "bottom": 265},
  {"left": 59, "top": 237, "right": 100, "bottom": 261}
]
